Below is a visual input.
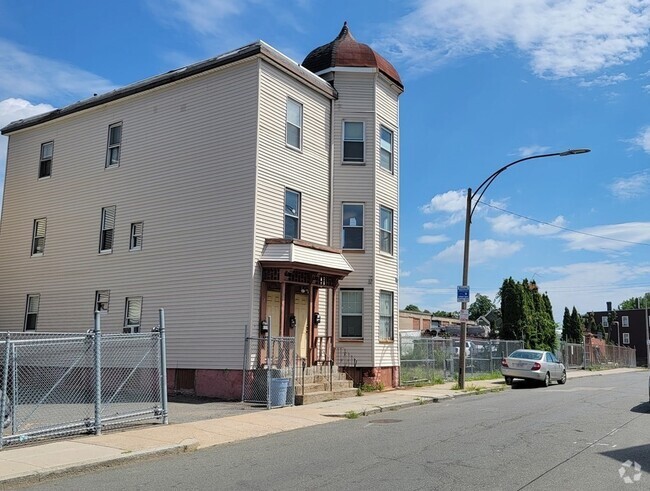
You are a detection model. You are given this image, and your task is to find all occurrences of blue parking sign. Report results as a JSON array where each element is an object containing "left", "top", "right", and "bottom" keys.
[{"left": 457, "top": 286, "right": 470, "bottom": 303}]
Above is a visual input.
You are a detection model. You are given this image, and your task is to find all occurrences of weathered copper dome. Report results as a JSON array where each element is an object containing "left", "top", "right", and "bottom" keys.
[{"left": 302, "top": 22, "right": 403, "bottom": 89}]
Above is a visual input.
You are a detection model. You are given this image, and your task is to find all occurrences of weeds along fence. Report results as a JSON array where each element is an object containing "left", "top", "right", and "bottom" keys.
[
  {"left": 0, "top": 310, "right": 168, "bottom": 449},
  {"left": 399, "top": 336, "right": 524, "bottom": 386},
  {"left": 557, "top": 341, "right": 637, "bottom": 369}
]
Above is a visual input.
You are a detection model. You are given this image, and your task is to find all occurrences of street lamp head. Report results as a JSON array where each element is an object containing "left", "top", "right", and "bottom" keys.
[{"left": 559, "top": 148, "right": 591, "bottom": 156}]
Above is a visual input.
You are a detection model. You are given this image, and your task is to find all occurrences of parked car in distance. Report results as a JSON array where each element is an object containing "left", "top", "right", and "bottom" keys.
[
  {"left": 453, "top": 340, "right": 473, "bottom": 357},
  {"left": 501, "top": 349, "right": 566, "bottom": 387}
]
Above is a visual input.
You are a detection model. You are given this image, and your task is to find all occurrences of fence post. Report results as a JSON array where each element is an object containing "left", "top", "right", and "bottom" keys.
[
  {"left": 158, "top": 308, "right": 169, "bottom": 425},
  {"left": 241, "top": 326, "right": 248, "bottom": 403},
  {"left": 94, "top": 311, "right": 102, "bottom": 435},
  {"left": 0, "top": 333, "right": 10, "bottom": 449},
  {"left": 266, "top": 319, "right": 272, "bottom": 410}
]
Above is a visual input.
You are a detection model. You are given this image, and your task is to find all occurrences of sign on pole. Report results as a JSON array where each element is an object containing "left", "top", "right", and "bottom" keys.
[
  {"left": 459, "top": 309, "right": 469, "bottom": 321},
  {"left": 457, "top": 286, "right": 470, "bottom": 303}
]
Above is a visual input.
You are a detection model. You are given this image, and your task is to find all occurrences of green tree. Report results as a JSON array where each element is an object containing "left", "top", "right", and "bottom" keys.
[
  {"left": 568, "top": 307, "right": 583, "bottom": 343},
  {"left": 430, "top": 310, "right": 455, "bottom": 318},
  {"left": 618, "top": 292, "right": 650, "bottom": 310},
  {"left": 561, "top": 307, "right": 571, "bottom": 341},
  {"left": 404, "top": 304, "right": 420, "bottom": 312},
  {"left": 468, "top": 293, "right": 496, "bottom": 321}
]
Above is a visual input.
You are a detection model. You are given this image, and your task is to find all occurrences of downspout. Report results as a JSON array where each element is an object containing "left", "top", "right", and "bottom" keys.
[{"left": 328, "top": 88, "right": 335, "bottom": 367}]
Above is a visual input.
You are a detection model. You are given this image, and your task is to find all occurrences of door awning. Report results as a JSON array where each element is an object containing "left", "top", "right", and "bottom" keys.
[{"left": 259, "top": 239, "right": 353, "bottom": 276}]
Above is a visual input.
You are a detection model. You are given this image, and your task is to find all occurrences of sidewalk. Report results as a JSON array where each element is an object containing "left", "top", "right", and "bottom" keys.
[{"left": 0, "top": 367, "right": 642, "bottom": 486}]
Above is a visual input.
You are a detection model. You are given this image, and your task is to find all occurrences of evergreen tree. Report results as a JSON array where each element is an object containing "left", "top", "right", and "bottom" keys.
[
  {"left": 568, "top": 307, "right": 583, "bottom": 343},
  {"left": 404, "top": 304, "right": 420, "bottom": 312},
  {"left": 561, "top": 307, "right": 571, "bottom": 341}
]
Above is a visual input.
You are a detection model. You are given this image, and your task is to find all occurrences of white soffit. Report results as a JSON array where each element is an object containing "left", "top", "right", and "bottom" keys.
[{"left": 260, "top": 243, "right": 353, "bottom": 273}]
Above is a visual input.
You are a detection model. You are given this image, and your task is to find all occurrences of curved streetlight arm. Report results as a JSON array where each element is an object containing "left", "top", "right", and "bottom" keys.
[{"left": 469, "top": 149, "right": 590, "bottom": 220}]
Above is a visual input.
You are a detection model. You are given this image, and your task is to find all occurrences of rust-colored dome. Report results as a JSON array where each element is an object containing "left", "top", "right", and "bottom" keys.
[{"left": 302, "top": 22, "right": 403, "bottom": 89}]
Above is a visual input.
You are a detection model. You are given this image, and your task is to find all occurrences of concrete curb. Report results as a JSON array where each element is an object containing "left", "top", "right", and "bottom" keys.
[{"left": 0, "top": 439, "right": 199, "bottom": 488}]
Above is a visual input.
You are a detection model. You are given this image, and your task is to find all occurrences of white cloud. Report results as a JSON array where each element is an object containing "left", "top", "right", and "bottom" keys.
[
  {"left": 417, "top": 234, "right": 449, "bottom": 245},
  {"left": 421, "top": 189, "right": 467, "bottom": 221},
  {"left": 487, "top": 213, "right": 567, "bottom": 236},
  {"left": 517, "top": 145, "right": 550, "bottom": 158},
  {"left": 434, "top": 239, "right": 523, "bottom": 264},
  {"left": 643, "top": 84, "right": 650, "bottom": 93},
  {"left": 416, "top": 278, "right": 440, "bottom": 285},
  {"left": 376, "top": 0, "right": 650, "bottom": 79},
  {"left": 0, "top": 39, "right": 114, "bottom": 102},
  {"left": 609, "top": 169, "right": 650, "bottom": 199},
  {"left": 630, "top": 126, "right": 650, "bottom": 153},
  {"left": 559, "top": 222, "right": 650, "bottom": 252},
  {"left": 578, "top": 73, "right": 629, "bottom": 87},
  {"left": 147, "top": 0, "right": 245, "bottom": 35},
  {"left": 400, "top": 270, "right": 411, "bottom": 278}
]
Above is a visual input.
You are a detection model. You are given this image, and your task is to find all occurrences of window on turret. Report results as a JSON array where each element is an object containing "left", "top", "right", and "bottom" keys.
[
  {"left": 343, "top": 122, "right": 364, "bottom": 163},
  {"left": 380, "top": 127, "right": 393, "bottom": 172},
  {"left": 380, "top": 206, "right": 393, "bottom": 254},
  {"left": 284, "top": 189, "right": 300, "bottom": 239},
  {"left": 342, "top": 203, "right": 363, "bottom": 249}
]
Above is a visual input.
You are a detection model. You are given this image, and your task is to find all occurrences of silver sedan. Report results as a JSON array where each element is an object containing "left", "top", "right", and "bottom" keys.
[{"left": 501, "top": 349, "right": 566, "bottom": 387}]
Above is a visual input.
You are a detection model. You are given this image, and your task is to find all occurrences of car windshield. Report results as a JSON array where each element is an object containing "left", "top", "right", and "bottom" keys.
[{"left": 509, "top": 350, "right": 543, "bottom": 360}]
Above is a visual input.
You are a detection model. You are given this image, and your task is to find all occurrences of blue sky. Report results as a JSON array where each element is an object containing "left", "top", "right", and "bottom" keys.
[{"left": 1, "top": 0, "right": 650, "bottom": 322}]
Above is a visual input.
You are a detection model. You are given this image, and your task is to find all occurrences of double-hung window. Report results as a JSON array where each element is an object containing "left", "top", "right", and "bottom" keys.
[
  {"left": 621, "top": 316, "right": 629, "bottom": 327},
  {"left": 39, "top": 141, "right": 53, "bottom": 178},
  {"left": 31, "top": 218, "right": 47, "bottom": 256},
  {"left": 601, "top": 316, "right": 609, "bottom": 328},
  {"left": 342, "top": 203, "right": 363, "bottom": 250},
  {"left": 379, "top": 291, "right": 394, "bottom": 341},
  {"left": 124, "top": 297, "right": 143, "bottom": 333},
  {"left": 130, "top": 222, "right": 143, "bottom": 251},
  {"left": 24, "top": 294, "right": 40, "bottom": 331},
  {"left": 105, "top": 122, "right": 122, "bottom": 167},
  {"left": 99, "top": 206, "right": 116, "bottom": 253},
  {"left": 379, "top": 127, "right": 393, "bottom": 172},
  {"left": 284, "top": 189, "right": 300, "bottom": 239},
  {"left": 341, "top": 289, "right": 363, "bottom": 338},
  {"left": 95, "top": 290, "right": 110, "bottom": 314},
  {"left": 622, "top": 332, "right": 630, "bottom": 344},
  {"left": 379, "top": 206, "right": 393, "bottom": 254},
  {"left": 286, "top": 98, "right": 302, "bottom": 150},
  {"left": 343, "top": 122, "right": 364, "bottom": 163}
]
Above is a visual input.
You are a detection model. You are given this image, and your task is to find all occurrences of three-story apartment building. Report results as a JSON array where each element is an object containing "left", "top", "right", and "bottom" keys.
[{"left": 0, "top": 24, "right": 403, "bottom": 399}]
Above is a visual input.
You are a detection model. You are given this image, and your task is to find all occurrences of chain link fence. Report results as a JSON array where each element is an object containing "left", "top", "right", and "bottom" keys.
[
  {"left": 399, "top": 336, "right": 524, "bottom": 385},
  {"left": 242, "top": 332, "right": 295, "bottom": 409},
  {"left": 557, "top": 341, "right": 637, "bottom": 369},
  {"left": 0, "top": 310, "right": 168, "bottom": 448}
]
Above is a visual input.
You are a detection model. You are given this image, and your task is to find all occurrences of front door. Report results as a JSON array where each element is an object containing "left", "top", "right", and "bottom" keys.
[
  {"left": 266, "top": 291, "right": 281, "bottom": 338},
  {"left": 294, "top": 293, "right": 309, "bottom": 360}
]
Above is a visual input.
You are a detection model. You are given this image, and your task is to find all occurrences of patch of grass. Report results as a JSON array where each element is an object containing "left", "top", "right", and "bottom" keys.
[
  {"left": 466, "top": 371, "right": 501, "bottom": 381},
  {"left": 345, "top": 410, "right": 360, "bottom": 419},
  {"left": 450, "top": 382, "right": 482, "bottom": 393},
  {"left": 360, "top": 382, "right": 385, "bottom": 392},
  {"left": 356, "top": 388, "right": 363, "bottom": 396}
]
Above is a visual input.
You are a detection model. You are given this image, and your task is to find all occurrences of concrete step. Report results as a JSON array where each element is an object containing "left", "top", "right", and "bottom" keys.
[
  {"left": 295, "top": 387, "right": 359, "bottom": 405},
  {"left": 294, "top": 379, "right": 354, "bottom": 396},
  {"left": 297, "top": 373, "right": 349, "bottom": 385}
]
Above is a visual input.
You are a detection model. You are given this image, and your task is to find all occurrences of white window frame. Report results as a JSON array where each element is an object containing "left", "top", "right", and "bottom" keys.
[
  {"left": 130, "top": 222, "right": 143, "bottom": 251},
  {"left": 24, "top": 294, "right": 40, "bottom": 331},
  {"left": 379, "top": 126, "right": 393, "bottom": 172},
  {"left": 621, "top": 316, "right": 629, "bottom": 327},
  {"left": 601, "top": 316, "right": 609, "bottom": 328},
  {"left": 95, "top": 290, "right": 110, "bottom": 314},
  {"left": 105, "top": 122, "right": 122, "bottom": 168},
  {"left": 379, "top": 206, "right": 393, "bottom": 254},
  {"left": 622, "top": 332, "right": 630, "bottom": 344},
  {"left": 99, "top": 206, "right": 116, "bottom": 253},
  {"left": 124, "top": 297, "right": 143, "bottom": 333},
  {"left": 39, "top": 141, "right": 53, "bottom": 178},
  {"left": 379, "top": 290, "right": 394, "bottom": 341},
  {"left": 31, "top": 218, "right": 47, "bottom": 256},
  {"left": 284, "top": 189, "right": 300, "bottom": 239},
  {"left": 340, "top": 289, "right": 363, "bottom": 338},
  {"left": 342, "top": 203, "right": 364, "bottom": 250},
  {"left": 343, "top": 121, "right": 364, "bottom": 163},
  {"left": 286, "top": 98, "right": 302, "bottom": 150}
]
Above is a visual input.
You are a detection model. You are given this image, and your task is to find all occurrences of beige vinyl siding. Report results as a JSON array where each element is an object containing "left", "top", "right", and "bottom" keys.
[
  {"left": 250, "top": 60, "right": 333, "bottom": 329},
  {"left": 0, "top": 59, "right": 260, "bottom": 369}
]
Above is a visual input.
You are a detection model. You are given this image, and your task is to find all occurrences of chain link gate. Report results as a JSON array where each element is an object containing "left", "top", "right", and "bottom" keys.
[{"left": 242, "top": 330, "right": 296, "bottom": 409}]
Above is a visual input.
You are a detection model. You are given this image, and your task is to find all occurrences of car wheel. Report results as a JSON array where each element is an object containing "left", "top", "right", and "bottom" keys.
[
  {"left": 505, "top": 376, "right": 513, "bottom": 385},
  {"left": 543, "top": 372, "right": 551, "bottom": 387},
  {"left": 558, "top": 370, "right": 566, "bottom": 385}
]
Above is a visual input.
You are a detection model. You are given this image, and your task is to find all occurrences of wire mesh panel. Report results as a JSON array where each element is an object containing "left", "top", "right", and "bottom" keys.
[
  {"left": 0, "top": 323, "right": 167, "bottom": 449},
  {"left": 242, "top": 334, "right": 295, "bottom": 408}
]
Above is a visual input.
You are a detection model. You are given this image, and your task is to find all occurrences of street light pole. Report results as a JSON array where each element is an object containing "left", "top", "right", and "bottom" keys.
[{"left": 457, "top": 148, "right": 590, "bottom": 389}]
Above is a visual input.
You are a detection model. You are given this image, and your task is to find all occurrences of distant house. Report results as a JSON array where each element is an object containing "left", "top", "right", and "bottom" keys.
[
  {"left": 591, "top": 306, "right": 649, "bottom": 367},
  {"left": 398, "top": 310, "right": 487, "bottom": 338},
  {"left": 0, "top": 24, "right": 404, "bottom": 398}
]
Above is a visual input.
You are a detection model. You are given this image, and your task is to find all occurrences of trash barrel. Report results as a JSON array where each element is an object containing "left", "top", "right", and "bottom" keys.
[{"left": 270, "top": 378, "right": 289, "bottom": 407}]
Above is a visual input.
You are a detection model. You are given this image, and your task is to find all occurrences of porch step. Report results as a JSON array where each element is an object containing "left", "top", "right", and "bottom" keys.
[
  {"left": 297, "top": 373, "right": 349, "bottom": 385},
  {"left": 294, "top": 379, "right": 354, "bottom": 396},
  {"left": 295, "top": 387, "right": 359, "bottom": 405}
]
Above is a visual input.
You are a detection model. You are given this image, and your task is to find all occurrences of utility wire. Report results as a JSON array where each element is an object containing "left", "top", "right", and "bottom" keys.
[{"left": 479, "top": 201, "right": 650, "bottom": 247}]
